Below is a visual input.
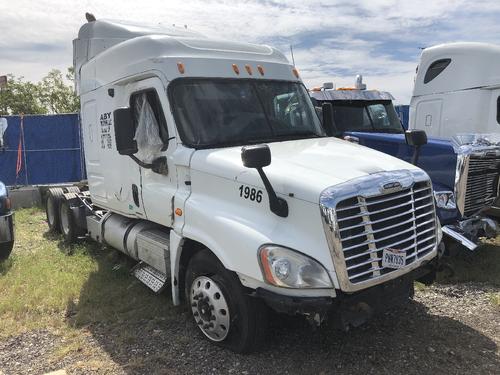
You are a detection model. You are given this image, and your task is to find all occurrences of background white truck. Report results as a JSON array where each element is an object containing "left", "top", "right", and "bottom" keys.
[
  {"left": 46, "top": 18, "right": 440, "bottom": 353},
  {"left": 410, "top": 42, "right": 500, "bottom": 138}
]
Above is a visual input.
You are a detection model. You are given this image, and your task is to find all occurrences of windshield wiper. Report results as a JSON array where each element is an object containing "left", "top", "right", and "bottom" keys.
[{"left": 273, "top": 131, "right": 324, "bottom": 140}]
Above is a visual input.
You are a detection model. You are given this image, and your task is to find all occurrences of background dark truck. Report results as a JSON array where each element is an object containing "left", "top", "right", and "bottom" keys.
[
  {"left": 0, "top": 181, "right": 14, "bottom": 260},
  {"left": 311, "top": 76, "right": 500, "bottom": 253}
]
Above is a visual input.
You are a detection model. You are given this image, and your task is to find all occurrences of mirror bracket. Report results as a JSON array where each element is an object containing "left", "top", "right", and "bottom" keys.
[
  {"left": 405, "top": 130, "right": 428, "bottom": 166},
  {"left": 151, "top": 156, "right": 168, "bottom": 175},
  {"left": 129, "top": 155, "right": 152, "bottom": 169},
  {"left": 241, "top": 145, "right": 288, "bottom": 218}
]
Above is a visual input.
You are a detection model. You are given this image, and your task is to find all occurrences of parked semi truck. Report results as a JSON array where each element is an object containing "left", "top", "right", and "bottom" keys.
[
  {"left": 46, "top": 18, "right": 441, "bottom": 352},
  {"left": 310, "top": 76, "right": 500, "bottom": 252},
  {"left": 410, "top": 42, "right": 500, "bottom": 138}
]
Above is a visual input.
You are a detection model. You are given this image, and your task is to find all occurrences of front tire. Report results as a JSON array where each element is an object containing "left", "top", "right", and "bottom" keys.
[{"left": 185, "top": 249, "right": 267, "bottom": 353}]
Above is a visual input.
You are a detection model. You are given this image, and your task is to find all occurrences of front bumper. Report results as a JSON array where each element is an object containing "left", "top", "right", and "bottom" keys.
[
  {"left": 0, "top": 212, "right": 14, "bottom": 244},
  {"left": 442, "top": 216, "right": 498, "bottom": 251},
  {"left": 255, "top": 262, "right": 436, "bottom": 329}
]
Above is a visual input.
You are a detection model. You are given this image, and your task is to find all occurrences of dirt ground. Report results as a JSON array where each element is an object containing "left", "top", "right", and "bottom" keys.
[{"left": 0, "top": 209, "right": 498, "bottom": 374}]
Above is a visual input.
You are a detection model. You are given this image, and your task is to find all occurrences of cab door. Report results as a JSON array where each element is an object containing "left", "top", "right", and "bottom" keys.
[{"left": 126, "top": 77, "right": 177, "bottom": 227}]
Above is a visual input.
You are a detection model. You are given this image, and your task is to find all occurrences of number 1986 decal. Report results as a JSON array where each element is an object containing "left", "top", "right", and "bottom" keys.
[{"left": 239, "top": 185, "right": 263, "bottom": 203}]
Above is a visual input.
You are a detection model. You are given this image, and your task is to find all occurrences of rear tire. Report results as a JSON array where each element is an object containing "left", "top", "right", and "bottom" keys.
[
  {"left": 0, "top": 242, "right": 13, "bottom": 260},
  {"left": 46, "top": 188, "right": 64, "bottom": 233},
  {"left": 185, "top": 249, "right": 267, "bottom": 353},
  {"left": 59, "top": 199, "right": 78, "bottom": 243}
]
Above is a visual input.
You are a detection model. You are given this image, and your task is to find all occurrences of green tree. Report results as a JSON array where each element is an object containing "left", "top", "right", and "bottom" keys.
[
  {"left": 38, "top": 68, "right": 80, "bottom": 114},
  {"left": 0, "top": 68, "right": 79, "bottom": 115},
  {"left": 0, "top": 74, "right": 46, "bottom": 115}
]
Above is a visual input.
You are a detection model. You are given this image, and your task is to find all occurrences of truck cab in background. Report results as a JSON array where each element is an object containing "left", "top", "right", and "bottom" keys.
[
  {"left": 311, "top": 76, "right": 500, "bottom": 253},
  {"left": 48, "top": 19, "right": 441, "bottom": 353},
  {"left": 410, "top": 42, "right": 500, "bottom": 138}
]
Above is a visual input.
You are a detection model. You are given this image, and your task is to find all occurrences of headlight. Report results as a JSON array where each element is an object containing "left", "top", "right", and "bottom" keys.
[
  {"left": 258, "top": 245, "right": 332, "bottom": 288},
  {"left": 434, "top": 191, "right": 456, "bottom": 209}
]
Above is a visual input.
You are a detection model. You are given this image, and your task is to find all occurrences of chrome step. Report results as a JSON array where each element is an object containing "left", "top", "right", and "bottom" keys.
[{"left": 132, "top": 261, "right": 168, "bottom": 293}]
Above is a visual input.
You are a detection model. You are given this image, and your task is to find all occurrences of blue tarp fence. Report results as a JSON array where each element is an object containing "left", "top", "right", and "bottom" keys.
[
  {"left": 395, "top": 105, "right": 410, "bottom": 129},
  {"left": 0, "top": 113, "right": 86, "bottom": 186}
]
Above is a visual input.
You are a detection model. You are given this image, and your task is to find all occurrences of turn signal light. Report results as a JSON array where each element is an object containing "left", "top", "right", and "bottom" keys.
[
  {"left": 177, "top": 62, "right": 185, "bottom": 74},
  {"left": 292, "top": 67, "right": 299, "bottom": 78},
  {"left": 175, "top": 208, "right": 183, "bottom": 216}
]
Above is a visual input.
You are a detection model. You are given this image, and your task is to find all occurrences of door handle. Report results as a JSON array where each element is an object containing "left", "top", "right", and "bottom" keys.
[{"left": 132, "top": 184, "right": 140, "bottom": 207}]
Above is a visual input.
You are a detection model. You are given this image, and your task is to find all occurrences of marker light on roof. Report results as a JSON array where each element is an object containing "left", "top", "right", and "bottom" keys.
[
  {"left": 177, "top": 62, "right": 185, "bottom": 74},
  {"left": 232, "top": 64, "right": 240, "bottom": 75},
  {"left": 257, "top": 65, "right": 265, "bottom": 76},
  {"left": 245, "top": 64, "right": 253, "bottom": 75},
  {"left": 292, "top": 67, "right": 300, "bottom": 78}
]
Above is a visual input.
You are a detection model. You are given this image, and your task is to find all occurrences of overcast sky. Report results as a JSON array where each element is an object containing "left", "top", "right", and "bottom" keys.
[{"left": 1, "top": 0, "right": 500, "bottom": 103}]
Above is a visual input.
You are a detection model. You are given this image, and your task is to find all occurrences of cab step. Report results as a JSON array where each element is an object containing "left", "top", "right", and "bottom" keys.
[{"left": 131, "top": 261, "right": 168, "bottom": 293}]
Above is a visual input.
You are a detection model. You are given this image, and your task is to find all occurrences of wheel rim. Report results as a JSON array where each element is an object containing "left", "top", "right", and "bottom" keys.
[
  {"left": 60, "top": 203, "right": 70, "bottom": 235},
  {"left": 190, "top": 276, "right": 230, "bottom": 342},
  {"left": 47, "top": 197, "right": 56, "bottom": 226}
]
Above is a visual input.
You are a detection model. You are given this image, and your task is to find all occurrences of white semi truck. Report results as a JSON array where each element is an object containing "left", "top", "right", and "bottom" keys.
[
  {"left": 46, "top": 18, "right": 441, "bottom": 352},
  {"left": 410, "top": 42, "right": 500, "bottom": 138}
]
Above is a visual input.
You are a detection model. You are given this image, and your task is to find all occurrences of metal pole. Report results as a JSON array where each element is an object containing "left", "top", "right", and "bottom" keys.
[{"left": 20, "top": 114, "right": 29, "bottom": 185}]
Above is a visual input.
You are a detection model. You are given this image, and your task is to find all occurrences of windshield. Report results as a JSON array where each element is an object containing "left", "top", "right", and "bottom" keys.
[
  {"left": 170, "top": 79, "right": 325, "bottom": 148},
  {"left": 330, "top": 100, "right": 403, "bottom": 134}
]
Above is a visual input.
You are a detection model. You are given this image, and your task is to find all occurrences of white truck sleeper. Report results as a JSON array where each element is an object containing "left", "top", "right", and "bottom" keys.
[{"left": 45, "top": 18, "right": 441, "bottom": 353}]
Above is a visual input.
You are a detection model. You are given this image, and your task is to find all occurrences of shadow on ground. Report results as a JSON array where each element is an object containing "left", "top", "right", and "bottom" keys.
[{"left": 64, "top": 239, "right": 499, "bottom": 375}]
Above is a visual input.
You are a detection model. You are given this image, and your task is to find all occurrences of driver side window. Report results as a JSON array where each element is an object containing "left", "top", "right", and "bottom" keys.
[{"left": 130, "top": 89, "right": 169, "bottom": 161}]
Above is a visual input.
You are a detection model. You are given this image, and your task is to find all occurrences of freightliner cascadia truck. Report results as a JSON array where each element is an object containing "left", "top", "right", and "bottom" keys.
[{"left": 45, "top": 18, "right": 441, "bottom": 353}]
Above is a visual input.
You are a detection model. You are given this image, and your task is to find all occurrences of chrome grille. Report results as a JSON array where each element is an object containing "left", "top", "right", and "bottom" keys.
[
  {"left": 335, "top": 181, "right": 437, "bottom": 284},
  {"left": 464, "top": 155, "right": 500, "bottom": 217}
]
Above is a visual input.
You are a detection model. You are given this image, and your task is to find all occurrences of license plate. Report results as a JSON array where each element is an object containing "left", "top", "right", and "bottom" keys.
[{"left": 382, "top": 248, "right": 406, "bottom": 269}]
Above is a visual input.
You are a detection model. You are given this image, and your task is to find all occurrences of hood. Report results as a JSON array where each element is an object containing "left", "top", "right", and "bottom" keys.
[{"left": 190, "top": 137, "right": 421, "bottom": 203}]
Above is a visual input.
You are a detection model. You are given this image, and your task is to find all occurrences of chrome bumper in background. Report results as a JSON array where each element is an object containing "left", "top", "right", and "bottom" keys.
[{"left": 442, "top": 216, "right": 498, "bottom": 251}]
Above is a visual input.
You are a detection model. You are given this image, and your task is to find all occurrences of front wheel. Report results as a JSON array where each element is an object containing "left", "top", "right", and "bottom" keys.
[{"left": 185, "top": 249, "right": 267, "bottom": 353}]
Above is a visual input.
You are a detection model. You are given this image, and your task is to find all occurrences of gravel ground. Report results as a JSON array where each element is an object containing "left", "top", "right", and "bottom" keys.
[{"left": 0, "top": 283, "right": 498, "bottom": 374}]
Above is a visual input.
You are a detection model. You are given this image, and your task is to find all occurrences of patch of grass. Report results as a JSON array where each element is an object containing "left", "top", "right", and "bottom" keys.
[
  {"left": 488, "top": 292, "right": 500, "bottom": 306},
  {"left": 436, "top": 241, "right": 500, "bottom": 286},
  {"left": 0, "top": 208, "right": 171, "bottom": 340},
  {"left": 414, "top": 281, "right": 428, "bottom": 292}
]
